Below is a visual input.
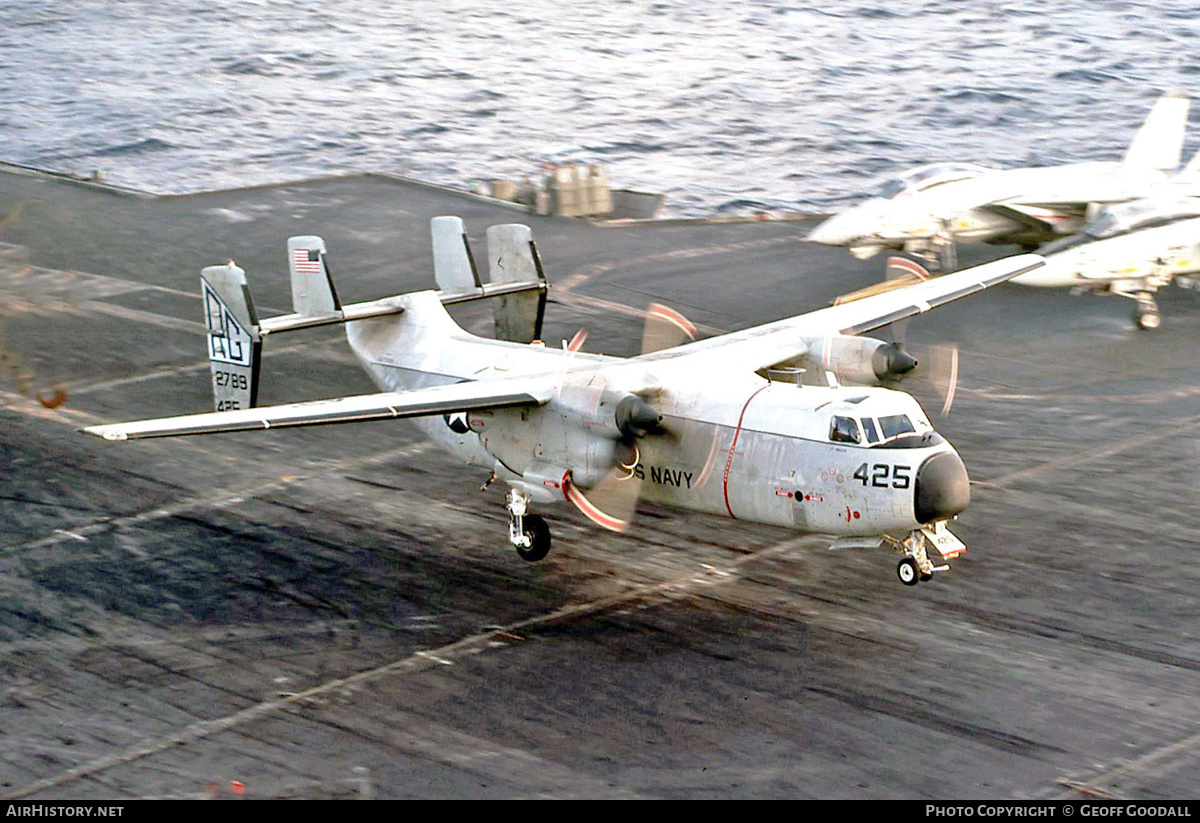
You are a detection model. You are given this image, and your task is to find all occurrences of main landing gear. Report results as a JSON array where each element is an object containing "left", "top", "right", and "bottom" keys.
[
  {"left": 506, "top": 488, "right": 551, "bottom": 562},
  {"left": 1132, "top": 291, "right": 1162, "bottom": 331},
  {"left": 906, "top": 227, "right": 958, "bottom": 274}
]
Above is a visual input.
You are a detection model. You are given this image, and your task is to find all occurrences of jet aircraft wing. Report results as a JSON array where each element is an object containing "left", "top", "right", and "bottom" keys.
[
  {"left": 82, "top": 378, "right": 554, "bottom": 441},
  {"left": 643, "top": 254, "right": 1044, "bottom": 373}
]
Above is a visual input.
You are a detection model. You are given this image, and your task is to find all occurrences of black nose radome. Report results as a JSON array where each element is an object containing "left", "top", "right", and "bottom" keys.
[{"left": 914, "top": 451, "right": 970, "bottom": 523}]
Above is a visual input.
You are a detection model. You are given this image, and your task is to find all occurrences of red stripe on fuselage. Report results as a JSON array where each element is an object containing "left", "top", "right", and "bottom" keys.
[{"left": 722, "top": 385, "right": 770, "bottom": 520}]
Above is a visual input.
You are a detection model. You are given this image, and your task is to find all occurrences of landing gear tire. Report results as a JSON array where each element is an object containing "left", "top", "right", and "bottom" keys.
[
  {"left": 1133, "top": 293, "right": 1161, "bottom": 331},
  {"left": 897, "top": 557, "right": 921, "bottom": 586},
  {"left": 516, "top": 514, "right": 551, "bottom": 562}
]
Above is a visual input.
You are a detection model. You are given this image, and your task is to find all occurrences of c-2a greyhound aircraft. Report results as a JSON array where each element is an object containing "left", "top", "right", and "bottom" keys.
[{"left": 83, "top": 218, "right": 1044, "bottom": 586}]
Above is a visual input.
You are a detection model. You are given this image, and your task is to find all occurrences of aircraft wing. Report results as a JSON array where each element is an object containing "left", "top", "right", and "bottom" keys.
[
  {"left": 647, "top": 254, "right": 1045, "bottom": 372},
  {"left": 82, "top": 378, "right": 554, "bottom": 441}
]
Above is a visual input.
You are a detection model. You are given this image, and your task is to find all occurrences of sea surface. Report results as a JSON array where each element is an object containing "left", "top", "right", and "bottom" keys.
[{"left": 2, "top": 1, "right": 1200, "bottom": 216}]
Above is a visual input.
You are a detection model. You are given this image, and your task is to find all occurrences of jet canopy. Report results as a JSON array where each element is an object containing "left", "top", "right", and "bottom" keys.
[
  {"left": 1087, "top": 197, "right": 1200, "bottom": 238},
  {"left": 1041, "top": 196, "right": 1200, "bottom": 254},
  {"left": 876, "top": 163, "right": 994, "bottom": 199}
]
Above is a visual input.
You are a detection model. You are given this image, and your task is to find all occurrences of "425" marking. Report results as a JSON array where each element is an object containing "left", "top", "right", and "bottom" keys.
[{"left": 852, "top": 463, "right": 912, "bottom": 489}]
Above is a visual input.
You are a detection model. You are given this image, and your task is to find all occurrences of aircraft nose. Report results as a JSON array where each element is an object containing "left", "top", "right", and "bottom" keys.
[
  {"left": 807, "top": 216, "right": 842, "bottom": 245},
  {"left": 914, "top": 450, "right": 970, "bottom": 523},
  {"left": 808, "top": 212, "right": 859, "bottom": 246}
]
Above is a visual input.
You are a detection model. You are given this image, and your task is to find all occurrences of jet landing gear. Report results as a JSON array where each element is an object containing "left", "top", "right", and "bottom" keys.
[
  {"left": 506, "top": 488, "right": 551, "bottom": 562},
  {"left": 1132, "top": 291, "right": 1162, "bottom": 331},
  {"left": 886, "top": 529, "right": 949, "bottom": 586}
]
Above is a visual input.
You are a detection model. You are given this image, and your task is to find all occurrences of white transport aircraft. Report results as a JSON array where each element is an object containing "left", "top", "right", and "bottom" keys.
[
  {"left": 83, "top": 218, "right": 1044, "bottom": 587},
  {"left": 808, "top": 92, "right": 1190, "bottom": 270}
]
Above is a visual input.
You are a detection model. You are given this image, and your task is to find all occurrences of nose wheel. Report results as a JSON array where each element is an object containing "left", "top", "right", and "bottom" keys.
[
  {"left": 888, "top": 529, "right": 948, "bottom": 586},
  {"left": 506, "top": 488, "right": 552, "bottom": 562},
  {"left": 896, "top": 557, "right": 933, "bottom": 586}
]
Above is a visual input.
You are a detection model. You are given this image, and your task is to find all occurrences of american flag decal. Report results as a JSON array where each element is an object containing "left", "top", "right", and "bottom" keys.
[{"left": 292, "top": 248, "right": 322, "bottom": 275}]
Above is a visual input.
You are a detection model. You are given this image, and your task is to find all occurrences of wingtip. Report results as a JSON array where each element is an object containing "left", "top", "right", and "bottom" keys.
[{"left": 80, "top": 426, "right": 128, "bottom": 442}]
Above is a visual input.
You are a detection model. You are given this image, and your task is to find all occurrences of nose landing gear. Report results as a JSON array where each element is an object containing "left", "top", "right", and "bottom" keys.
[{"left": 886, "top": 525, "right": 961, "bottom": 586}]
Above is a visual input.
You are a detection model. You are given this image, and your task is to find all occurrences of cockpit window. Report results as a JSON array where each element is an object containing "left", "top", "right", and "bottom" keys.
[
  {"left": 877, "top": 163, "right": 990, "bottom": 199},
  {"left": 879, "top": 414, "right": 916, "bottom": 439},
  {"left": 1085, "top": 199, "right": 1200, "bottom": 242},
  {"left": 861, "top": 417, "right": 880, "bottom": 444},
  {"left": 829, "top": 415, "right": 861, "bottom": 444}
]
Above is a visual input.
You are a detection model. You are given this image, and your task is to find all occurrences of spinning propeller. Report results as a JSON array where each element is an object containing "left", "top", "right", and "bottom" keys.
[
  {"left": 833, "top": 256, "right": 961, "bottom": 416},
  {"left": 561, "top": 302, "right": 699, "bottom": 532},
  {"left": 881, "top": 257, "right": 959, "bottom": 417}
]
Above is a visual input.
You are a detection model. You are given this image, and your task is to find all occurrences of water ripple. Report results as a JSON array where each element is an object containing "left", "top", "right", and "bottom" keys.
[{"left": 0, "top": 0, "right": 1198, "bottom": 216}]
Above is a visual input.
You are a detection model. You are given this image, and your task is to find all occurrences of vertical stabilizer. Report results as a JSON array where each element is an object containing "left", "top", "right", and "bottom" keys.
[
  {"left": 486, "top": 224, "right": 547, "bottom": 343},
  {"left": 1123, "top": 91, "right": 1189, "bottom": 171},
  {"left": 286, "top": 236, "right": 341, "bottom": 317},
  {"left": 201, "top": 263, "right": 261, "bottom": 411},
  {"left": 431, "top": 216, "right": 481, "bottom": 292}
]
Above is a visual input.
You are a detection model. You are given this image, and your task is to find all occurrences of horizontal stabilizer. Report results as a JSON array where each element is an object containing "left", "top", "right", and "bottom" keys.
[
  {"left": 1124, "top": 90, "right": 1189, "bottom": 171},
  {"left": 84, "top": 378, "right": 554, "bottom": 441},
  {"left": 201, "top": 263, "right": 261, "bottom": 411}
]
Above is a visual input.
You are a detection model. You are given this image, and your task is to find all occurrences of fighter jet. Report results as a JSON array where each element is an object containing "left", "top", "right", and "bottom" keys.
[
  {"left": 1012, "top": 193, "right": 1200, "bottom": 329},
  {"left": 808, "top": 91, "right": 1190, "bottom": 270}
]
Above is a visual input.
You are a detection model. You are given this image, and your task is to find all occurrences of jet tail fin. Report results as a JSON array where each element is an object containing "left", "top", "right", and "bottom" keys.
[
  {"left": 201, "top": 263, "right": 262, "bottom": 411},
  {"left": 1123, "top": 90, "right": 1189, "bottom": 171}
]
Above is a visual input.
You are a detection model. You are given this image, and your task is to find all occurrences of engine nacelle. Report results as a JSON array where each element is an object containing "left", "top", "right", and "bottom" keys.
[
  {"left": 552, "top": 384, "right": 662, "bottom": 440},
  {"left": 473, "top": 404, "right": 641, "bottom": 493},
  {"left": 806, "top": 335, "right": 917, "bottom": 385},
  {"left": 509, "top": 460, "right": 570, "bottom": 504}
]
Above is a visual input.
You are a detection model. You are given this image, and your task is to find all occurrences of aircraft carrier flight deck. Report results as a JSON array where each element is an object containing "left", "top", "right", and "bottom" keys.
[{"left": 1, "top": 165, "right": 1199, "bottom": 800}]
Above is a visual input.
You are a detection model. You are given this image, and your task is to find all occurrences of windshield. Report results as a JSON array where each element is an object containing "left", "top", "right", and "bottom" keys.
[
  {"left": 877, "top": 163, "right": 991, "bottom": 199},
  {"left": 1087, "top": 198, "right": 1200, "bottom": 240},
  {"left": 879, "top": 414, "right": 916, "bottom": 439}
]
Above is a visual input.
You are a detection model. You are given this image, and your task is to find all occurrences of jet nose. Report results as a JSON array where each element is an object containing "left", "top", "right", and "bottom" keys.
[
  {"left": 914, "top": 450, "right": 970, "bottom": 523},
  {"left": 807, "top": 215, "right": 846, "bottom": 245},
  {"left": 808, "top": 210, "right": 866, "bottom": 246},
  {"left": 809, "top": 199, "right": 892, "bottom": 247}
]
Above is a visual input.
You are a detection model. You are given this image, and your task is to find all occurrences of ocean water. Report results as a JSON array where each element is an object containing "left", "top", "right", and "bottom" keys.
[{"left": 1, "top": 0, "right": 1199, "bottom": 216}]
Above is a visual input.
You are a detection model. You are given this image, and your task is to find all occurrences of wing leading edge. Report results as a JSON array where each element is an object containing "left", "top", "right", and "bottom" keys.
[
  {"left": 82, "top": 379, "right": 553, "bottom": 441},
  {"left": 643, "top": 253, "right": 1044, "bottom": 372}
]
